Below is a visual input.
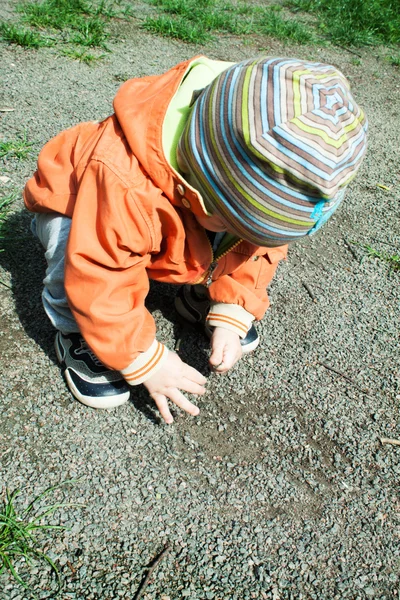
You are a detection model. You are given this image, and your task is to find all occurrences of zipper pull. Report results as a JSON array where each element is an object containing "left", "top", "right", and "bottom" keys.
[{"left": 206, "top": 261, "right": 218, "bottom": 287}]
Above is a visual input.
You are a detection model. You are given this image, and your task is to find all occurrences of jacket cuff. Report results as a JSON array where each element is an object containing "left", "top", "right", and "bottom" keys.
[
  {"left": 206, "top": 303, "right": 255, "bottom": 339},
  {"left": 120, "top": 339, "right": 169, "bottom": 385}
]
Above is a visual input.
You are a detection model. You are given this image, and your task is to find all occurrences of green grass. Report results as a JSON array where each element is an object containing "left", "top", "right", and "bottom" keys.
[
  {"left": 143, "top": 14, "right": 211, "bottom": 43},
  {"left": 3, "top": 0, "right": 398, "bottom": 51},
  {"left": 0, "top": 22, "right": 53, "bottom": 49},
  {"left": 0, "top": 134, "right": 34, "bottom": 160},
  {"left": 0, "top": 480, "right": 82, "bottom": 595},
  {"left": 61, "top": 47, "right": 106, "bottom": 63},
  {"left": 143, "top": 0, "right": 400, "bottom": 47},
  {"left": 351, "top": 241, "right": 400, "bottom": 271},
  {"left": 257, "top": 8, "right": 316, "bottom": 43},
  {"left": 143, "top": 0, "right": 316, "bottom": 44},
  {"left": 17, "top": 0, "right": 112, "bottom": 49},
  {"left": 286, "top": 0, "right": 400, "bottom": 47},
  {"left": 0, "top": 0, "right": 132, "bottom": 56},
  {"left": 19, "top": 0, "right": 120, "bottom": 31},
  {"left": 388, "top": 54, "right": 400, "bottom": 67}
]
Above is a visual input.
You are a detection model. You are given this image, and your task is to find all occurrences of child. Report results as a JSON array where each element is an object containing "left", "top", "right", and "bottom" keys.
[{"left": 24, "top": 56, "right": 368, "bottom": 424}]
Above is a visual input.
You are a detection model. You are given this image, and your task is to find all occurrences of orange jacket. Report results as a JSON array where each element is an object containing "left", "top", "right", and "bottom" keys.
[{"left": 24, "top": 57, "right": 287, "bottom": 382}]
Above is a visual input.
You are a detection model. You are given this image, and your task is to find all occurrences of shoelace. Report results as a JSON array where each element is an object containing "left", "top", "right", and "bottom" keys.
[{"left": 75, "top": 339, "right": 104, "bottom": 367}]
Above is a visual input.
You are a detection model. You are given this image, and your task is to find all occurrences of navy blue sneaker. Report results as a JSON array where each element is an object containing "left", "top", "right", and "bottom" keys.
[
  {"left": 174, "top": 285, "right": 259, "bottom": 353},
  {"left": 55, "top": 332, "right": 130, "bottom": 409}
]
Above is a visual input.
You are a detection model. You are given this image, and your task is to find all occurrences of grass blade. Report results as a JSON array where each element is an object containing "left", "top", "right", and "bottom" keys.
[{"left": 0, "top": 480, "right": 84, "bottom": 594}]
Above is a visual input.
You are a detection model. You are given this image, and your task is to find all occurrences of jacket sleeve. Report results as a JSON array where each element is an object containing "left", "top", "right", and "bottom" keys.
[
  {"left": 65, "top": 158, "right": 168, "bottom": 380},
  {"left": 206, "top": 246, "right": 287, "bottom": 337}
]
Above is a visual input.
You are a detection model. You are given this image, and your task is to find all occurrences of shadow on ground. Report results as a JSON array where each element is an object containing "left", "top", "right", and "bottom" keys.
[{"left": 0, "top": 209, "right": 210, "bottom": 423}]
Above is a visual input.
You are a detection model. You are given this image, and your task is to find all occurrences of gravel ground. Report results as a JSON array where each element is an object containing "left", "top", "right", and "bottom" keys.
[{"left": 0, "top": 1, "right": 399, "bottom": 598}]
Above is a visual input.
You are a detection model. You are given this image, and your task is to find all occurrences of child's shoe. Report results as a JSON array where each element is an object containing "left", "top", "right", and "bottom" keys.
[
  {"left": 54, "top": 332, "right": 130, "bottom": 409},
  {"left": 175, "top": 285, "right": 259, "bottom": 353}
]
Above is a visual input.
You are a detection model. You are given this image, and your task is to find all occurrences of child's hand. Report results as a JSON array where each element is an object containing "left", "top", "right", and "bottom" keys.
[
  {"left": 209, "top": 327, "right": 243, "bottom": 374},
  {"left": 143, "top": 351, "right": 206, "bottom": 424}
]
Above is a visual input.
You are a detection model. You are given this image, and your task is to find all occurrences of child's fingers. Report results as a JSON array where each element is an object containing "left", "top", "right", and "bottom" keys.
[
  {"left": 151, "top": 389, "right": 200, "bottom": 423},
  {"left": 209, "top": 340, "right": 230, "bottom": 371},
  {"left": 212, "top": 361, "right": 227, "bottom": 373},
  {"left": 209, "top": 344, "right": 224, "bottom": 368},
  {"left": 167, "top": 388, "right": 200, "bottom": 416},
  {"left": 182, "top": 364, "right": 208, "bottom": 386},
  {"left": 181, "top": 378, "right": 207, "bottom": 396},
  {"left": 209, "top": 337, "right": 242, "bottom": 373},
  {"left": 151, "top": 392, "right": 174, "bottom": 424},
  {"left": 219, "top": 346, "right": 241, "bottom": 371}
]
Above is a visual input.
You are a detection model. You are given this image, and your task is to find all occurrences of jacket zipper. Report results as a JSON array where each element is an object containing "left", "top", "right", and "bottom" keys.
[
  {"left": 205, "top": 261, "right": 217, "bottom": 286},
  {"left": 193, "top": 234, "right": 243, "bottom": 287}
]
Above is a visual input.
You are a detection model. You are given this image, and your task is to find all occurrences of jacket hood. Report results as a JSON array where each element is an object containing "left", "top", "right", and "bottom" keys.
[{"left": 113, "top": 57, "right": 203, "bottom": 211}]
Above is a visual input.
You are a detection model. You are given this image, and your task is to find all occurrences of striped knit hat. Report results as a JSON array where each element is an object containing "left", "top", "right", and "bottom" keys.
[{"left": 178, "top": 57, "right": 368, "bottom": 247}]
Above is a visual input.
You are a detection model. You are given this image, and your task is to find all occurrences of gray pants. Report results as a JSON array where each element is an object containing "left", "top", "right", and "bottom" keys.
[{"left": 32, "top": 213, "right": 79, "bottom": 335}]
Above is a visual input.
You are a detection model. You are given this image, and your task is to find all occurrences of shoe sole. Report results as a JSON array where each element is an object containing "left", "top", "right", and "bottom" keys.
[
  {"left": 241, "top": 337, "right": 259, "bottom": 354},
  {"left": 55, "top": 333, "right": 130, "bottom": 409},
  {"left": 64, "top": 370, "right": 130, "bottom": 409}
]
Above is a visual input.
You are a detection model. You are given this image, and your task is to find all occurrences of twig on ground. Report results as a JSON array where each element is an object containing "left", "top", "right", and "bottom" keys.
[
  {"left": 0, "top": 279, "right": 12, "bottom": 289},
  {"left": 175, "top": 324, "right": 193, "bottom": 352},
  {"left": 342, "top": 237, "right": 359, "bottom": 261},
  {"left": 380, "top": 437, "right": 400, "bottom": 447},
  {"left": 301, "top": 281, "right": 317, "bottom": 302},
  {"left": 133, "top": 544, "right": 170, "bottom": 600},
  {"left": 66, "top": 560, "right": 77, "bottom": 575},
  {"left": 317, "top": 361, "right": 369, "bottom": 394},
  {"left": 370, "top": 238, "right": 400, "bottom": 247},
  {"left": 336, "top": 44, "right": 362, "bottom": 58}
]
